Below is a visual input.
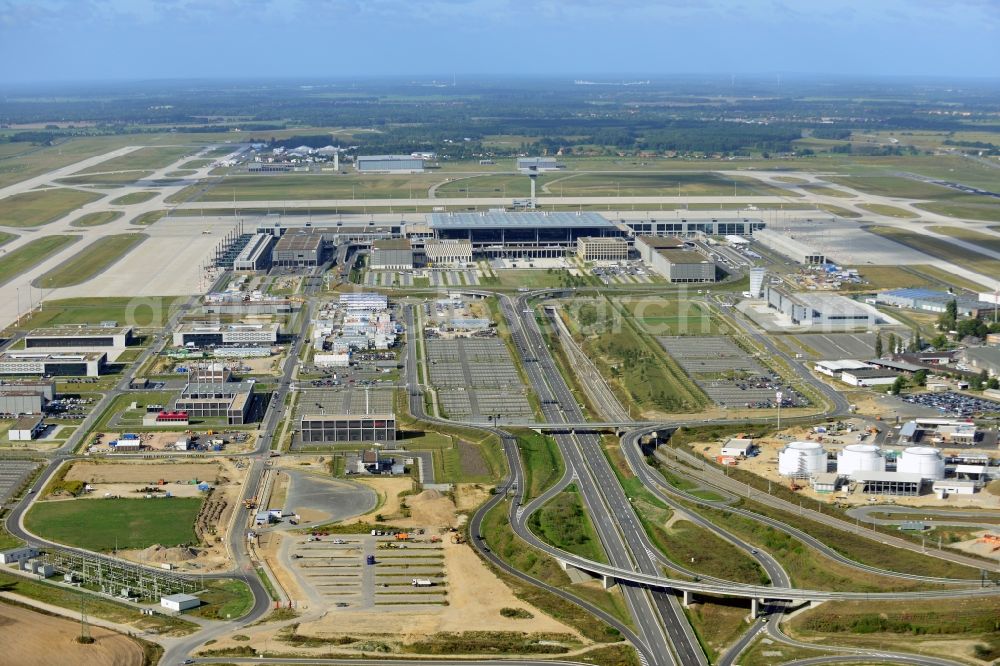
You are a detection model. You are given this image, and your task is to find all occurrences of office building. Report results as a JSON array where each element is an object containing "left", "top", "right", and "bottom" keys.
[
  {"left": 299, "top": 413, "right": 397, "bottom": 443},
  {"left": 635, "top": 236, "right": 715, "bottom": 283},
  {"left": 24, "top": 326, "right": 135, "bottom": 352},
  {"left": 370, "top": 239, "right": 414, "bottom": 270},
  {"left": 232, "top": 234, "right": 275, "bottom": 271},
  {"left": 0, "top": 352, "right": 106, "bottom": 377},
  {"left": 577, "top": 236, "right": 629, "bottom": 262},
  {"left": 8, "top": 415, "right": 44, "bottom": 441},
  {"left": 174, "top": 381, "right": 256, "bottom": 425},
  {"left": 423, "top": 239, "right": 473, "bottom": 266},
  {"left": 172, "top": 323, "right": 279, "bottom": 348},
  {"left": 272, "top": 231, "right": 323, "bottom": 267}
]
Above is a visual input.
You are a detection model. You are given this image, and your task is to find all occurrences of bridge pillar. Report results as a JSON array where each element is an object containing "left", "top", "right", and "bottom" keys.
[
  {"left": 682, "top": 589, "right": 692, "bottom": 607},
  {"left": 750, "top": 598, "right": 760, "bottom": 618},
  {"left": 601, "top": 574, "right": 617, "bottom": 590}
]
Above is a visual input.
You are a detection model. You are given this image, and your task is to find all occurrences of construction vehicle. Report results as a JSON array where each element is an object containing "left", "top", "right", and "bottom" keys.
[
  {"left": 450, "top": 533, "right": 464, "bottom": 544},
  {"left": 429, "top": 535, "right": 442, "bottom": 543},
  {"left": 395, "top": 533, "right": 410, "bottom": 541},
  {"left": 411, "top": 578, "right": 433, "bottom": 587},
  {"left": 243, "top": 496, "right": 257, "bottom": 509},
  {"left": 789, "top": 479, "right": 802, "bottom": 491}
]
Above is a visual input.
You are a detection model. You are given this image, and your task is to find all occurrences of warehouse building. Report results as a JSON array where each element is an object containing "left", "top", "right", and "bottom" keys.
[
  {"left": 765, "top": 287, "right": 876, "bottom": 328},
  {"left": 961, "top": 347, "right": 1000, "bottom": 378},
  {"left": 232, "top": 233, "right": 275, "bottom": 271},
  {"left": 516, "top": 157, "right": 565, "bottom": 172},
  {"left": 174, "top": 381, "right": 256, "bottom": 425},
  {"left": 8, "top": 415, "right": 45, "bottom": 441},
  {"left": 356, "top": 155, "right": 424, "bottom": 173},
  {"left": 160, "top": 594, "right": 200, "bottom": 612},
  {"left": 839, "top": 367, "right": 899, "bottom": 387},
  {"left": 428, "top": 211, "right": 623, "bottom": 256},
  {"left": 370, "top": 239, "right": 414, "bottom": 270},
  {"left": 635, "top": 236, "right": 715, "bottom": 283},
  {"left": 272, "top": 231, "right": 324, "bottom": 267},
  {"left": 299, "top": 413, "right": 397, "bottom": 443},
  {"left": 423, "top": 239, "right": 473, "bottom": 266},
  {"left": 853, "top": 471, "right": 922, "bottom": 496},
  {"left": 172, "top": 323, "right": 279, "bottom": 348},
  {"left": 577, "top": 236, "right": 629, "bottom": 262},
  {"left": 874, "top": 288, "right": 1000, "bottom": 318},
  {"left": 0, "top": 352, "right": 106, "bottom": 377},
  {"left": 24, "top": 325, "right": 136, "bottom": 352},
  {"left": 752, "top": 229, "right": 826, "bottom": 265},
  {"left": 0, "top": 380, "right": 55, "bottom": 415}
]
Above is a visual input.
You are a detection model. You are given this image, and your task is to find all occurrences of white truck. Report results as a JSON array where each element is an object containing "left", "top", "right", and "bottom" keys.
[{"left": 411, "top": 578, "right": 434, "bottom": 587}]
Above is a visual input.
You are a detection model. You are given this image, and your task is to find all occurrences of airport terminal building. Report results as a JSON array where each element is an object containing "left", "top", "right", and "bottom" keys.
[{"left": 427, "top": 211, "right": 624, "bottom": 257}]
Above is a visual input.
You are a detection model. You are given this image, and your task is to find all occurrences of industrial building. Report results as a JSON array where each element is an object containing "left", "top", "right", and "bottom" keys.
[
  {"left": 752, "top": 229, "right": 826, "bottom": 265},
  {"left": 299, "top": 413, "right": 397, "bottom": 443},
  {"left": 172, "top": 323, "right": 279, "bottom": 348},
  {"left": 356, "top": 155, "right": 424, "bottom": 173},
  {"left": 24, "top": 325, "right": 136, "bottom": 352},
  {"left": 634, "top": 236, "right": 715, "bottom": 283},
  {"left": 0, "top": 547, "right": 39, "bottom": 565},
  {"left": 174, "top": 381, "right": 256, "bottom": 425},
  {"left": 897, "top": 446, "right": 945, "bottom": 480},
  {"left": 370, "top": 238, "right": 414, "bottom": 270},
  {"left": 778, "top": 441, "right": 827, "bottom": 477},
  {"left": 961, "top": 347, "right": 1000, "bottom": 377},
  {"left": 272, "top": 231, "right": 324, "bottom": 267},
  {"left": 765, "top": 287, "right": 876, "bottom": 328},
  {"left": 854, "top": 471, "right": 922, "bottom": 496},
  {"left": 898, "top": 418, "right": 980, "bottom": 446},
  {"left": 839, "top": 367, "right": 899, "bottom": 387},
  {"left": 423, "top": 239, "right": 473, "bottom": 266},
  {"left": 0, "top": 379, "right": 55, "bottom": 415},
  {"left": 0, "top": 352, "right": 106, "bottom": 377},
  {"left": 160, "top": 593, "right": 200, "bottom": 612},
  {"left": 748, "top": 267, "right": 766, "bottom": 298},
  {"left": 576, "top": 236, "right": 629, "bottom": 262},
  {"left": 814, "top": 360, "right": 874, "bottom": 378},
  {"left": 874, "top": 288, "right": 1000, "bottom": 318},
  {"left": 428, "top": 212, "right": 623, "bottom": 257},
  {"left": 516, "top": 157, "right": 564, "bottom": 172},
  {"left": 232, "top": 234, "right": 275, "bottom": 271},
  {"left": 8, "top": 415, "right": 44, "bottom": 441}
]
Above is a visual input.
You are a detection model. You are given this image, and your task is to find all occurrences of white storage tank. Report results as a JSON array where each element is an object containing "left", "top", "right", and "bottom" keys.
[
  {"left": 898, "top": 446, "right": 945, "bottom": 480},
  {"left": 837, "top": 444, "right": 885, "bottom": 478},
  {"left": 778, "top": 441, "right": 827, "bottom": 477}
]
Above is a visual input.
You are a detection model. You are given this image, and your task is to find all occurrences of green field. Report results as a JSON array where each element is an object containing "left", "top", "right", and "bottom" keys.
[
  {"left": 816, "top": 203, "right": 862, "bottom": 218},
  {"left": 927, "top": 225, "right": 1000, "bottom": 253},
  {"left": 514, "top": 430, "right": 564, "bottom": 500},
  {"left": 481, "top": 268, "right": 577, "bottom": 290},
  {"left": 131, "top": 209, "right": 170, "bottom": 225},
  {"left": 0, "top": 235, "right": 80, "bottom": 285},
  {"left": 70, "top": 211, "right": 124, "bottom": 227},
  {"left": 190, "top": 579, "right": 255, "bottom": 620},
  {"left": 0, "top": 231, "right": 16, "bottom": 247},
  {"left": 799, "top": 182, "right": 853, "bottom": 198},
  {"left": 179, "top": 159, "right": 212, "bottom": 169},
  {"left": 109, "top": 191, "right": 157, "bottom": 205},
  {"left": 528, "top": 485, "right": 607, "bottom": 564},
  {"left": 25, "top": 497, "right": 202, "bottom": 551},
  {"left": 917, "top": 201, "right": 1000, "bottom": 221},
  {"left": 5, "top": 295, "right": 185, "bottom": 331},
  {"left": 858, "top": 203, "right": 919, "bottom": 218},
  {"left": 622, "top": 297, "right": 720, "bottom": 336},
  {"left": 35, "top": 233, "right": 146, "bottom": 288},
  {"left": 866, "top": 225, "right": 1000, "bottom": 278},
  {"left": 829, "top": 175, "right": 956, "bottom": 199},
  {"left": 845, "top": 265, "right": 935, "bottom": 291},
  {"left": 445, "top": 172, "right": 791, "bottom": 198},
  {"left": 79, "top": 146, "right": 194, "bottom": 174},
  {"left": 57, "top": 170, "right": 154, "bottom": 187},
  {"left": 0, "top": 188, "right": 102, "bottom": 227}
]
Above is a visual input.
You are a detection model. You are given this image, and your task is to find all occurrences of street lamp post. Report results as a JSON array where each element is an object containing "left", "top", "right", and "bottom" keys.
[{"left": 776, "top": 390, "right": 783, "bottom": 430}]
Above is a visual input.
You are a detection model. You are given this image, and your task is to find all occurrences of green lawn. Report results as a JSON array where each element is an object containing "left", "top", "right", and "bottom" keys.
[
  {"left": 57, "top": 170, "right": 154, "bottom": 187},
  {"left": 131, "top": 209, "right": 169, "bottom": 226},
  {"left": 109, "top": 191, "right": 157, "bottom": 205},
  {"left": 79, "top": 146, "right": 194, "bottom": 174},
  {"left": 528, "top": 485, "right": 607, "bottom": 564},
  {"left": 858, "top": 203, "right": 919, "bottom": 218},
  {"left": 816, "top": 203, "right": 862, "bottom": 218},
  {"left": 829, "top": 175, "right": 956, "bottom": 199},
  {"left": 487, "top": 269, "right": 576, "bottom": 290},
  {"left": 799, "top": 182, "right": 853, "bottom": 198},
  {"left": 0, "top": 231, "right": 17, "bottom": 247},
  {"left": 866, "top": 225, "right": 1000, "bottom": 279},
  {"left": 513, "top": 429, "right": 564, "bottom": 500},
  {"left": 179, "top": 159, "right": 213, "bottom": 169},
  {"left": 0, "top": 188, "right": 102, "bottom": 227},
  {"left": 174, "top": 172, "right": 441, "bottom": 203},
  {"left": 844, "top": 265, "right": 935, "bottom": 291},
  {"left": 4, "top": 295, "right": 184, "bottom": 332},
  {"left": 35, "top": 233, "right": 146, "bottom": 288},
  {"left": 917, "top": 201, "right": 1000, "bottom": 221},
  {"left": 0, "top": 235, "right": 80, "bottom": 286},
  {"left": 622, "top": 297, "right": 720, "bottom": 336},
  {"left": 927, "top": 225, "right": 1000, "bottom": 253},
  {"left": 25, "top": 497, "right": 202, "bottom": 551},
  {"left": 189, "top": 579, "right": 255, "bottom": 620},
  {"left": 70, "top": 211, "right": 124, "bottom": 227}
]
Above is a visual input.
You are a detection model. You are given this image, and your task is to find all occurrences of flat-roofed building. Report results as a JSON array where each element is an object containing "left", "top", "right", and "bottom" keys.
[
  {"left": 233, "top": 233, "right": 275, "bottom": 271},
  {"left": 0, "top": 379, "right": 55, "bottom": 415},
  {"left": 428, "top": 211, "right": 623, "bottom": 257},
  {"left": 272, "top": 231, "right": 323, "bottom": 267},
  {"left": 300, "top": 413, "right": 397, "bottom": 443},
  {"left": 0, "top": 352, "right": 106, "bottom": 377},
  {"left": 24, "top": 326, "right": 135, "bottom": 352},
  {"left": 577, "top": 236, "right": 629, "bottom": 262},
  {"left": 765, "top": 287, "right": 876, "bottom": 328},
  {"left": 962, "top": 347, "right": 1000, "bottom": 378},
  {"left": 516, "top": 157, "right": 565, "bottom": 172},
  {"left": 840, "top": 367, "right": 899, "bottom": 387},
  {"left": 613, "top": 212, "right": 766, "bottom": 238},
  {"left": 875, "top": 288, "right": 1000, "bottom": 318},
  {"left": 635, "top": 236, "right": 715, "bottom": 282},
  {"left": 752, "top": 229, "right": 826, "bottom": 265},
  {"left": 423, "top": 239, "right": 473, "bottom": 266},
  {"left": 9, "top": 415, "right": 44, "bottom": 441},
  {"left": 370, "top": 238, "right": 414, "bottom": 270},
  {"left": 356, "top": 155, "right": 424, "bottom": 173},
  {"left": 188, "top": 363, "right": 232, "bottom": 383},
  {"left": 174, "top": 381, "right": 255, "bottom": 425},
  {"left": 172, "top": 323, "right": 279, "bottom": 348}
]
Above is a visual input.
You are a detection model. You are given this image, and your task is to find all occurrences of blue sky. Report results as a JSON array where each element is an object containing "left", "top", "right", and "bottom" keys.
[{"left": 1, "top": 0, "right": 999, "bottom": 83}]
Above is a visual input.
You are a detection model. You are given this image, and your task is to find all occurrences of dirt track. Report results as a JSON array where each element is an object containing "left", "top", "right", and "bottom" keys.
[
  {"left": 65, "top": 461, "right": 221, "bottom": 484},
  {"left": 0, "top": 601, "right": 144, "bottom": 666}
]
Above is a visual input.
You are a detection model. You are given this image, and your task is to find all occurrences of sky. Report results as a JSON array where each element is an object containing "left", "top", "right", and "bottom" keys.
[{"left": 1, "top": 0, "right": 999, "bottom": 83}]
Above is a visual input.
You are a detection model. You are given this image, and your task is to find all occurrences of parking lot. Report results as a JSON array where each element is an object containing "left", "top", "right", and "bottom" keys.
[
  {"left": 900, "top": 391, "right": 1000, "bottom": 418},
  {"left": 282, "top": 531, "right": 448, "bottom": 611},
  {"left": 363, "top": 269, "right": 479, "bottom": 288},
  {"left": 424, "top": 338, "right": 533, "bottom": 421},
  {"left": 791, "top": 332, "right": 878, "bottom": 360},
  {"left": 0, "top": 460, "right": 39, "bottom": 505},
  {"left": 659, "top": 336, "right": 808, "bottom": 408}
]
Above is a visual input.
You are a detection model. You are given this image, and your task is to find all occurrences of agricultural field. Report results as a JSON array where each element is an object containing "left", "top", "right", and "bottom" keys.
[
  {"left": 865, "top": 225, "right": 1000, "bottom": 279},
  {"left": 70, "top": 211, "right": 124, "bottom": 227},
  {"left": 109, "top": 190, "right": 157, "bottom": 205},
  {"left": 0, "top": 235, "right": 80, "bottom": 286},
  {"left": 0, "top": 188, "right": 102, "bottom": 227},
  {"left": 79, "top": 146, "right": 195, "bottom": 174},
  {"left": 25, "top": 496, "right": 202, "bottom": 551},
  {"left": 35, "top": 233, "right": 147, "bottom": 288}
]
